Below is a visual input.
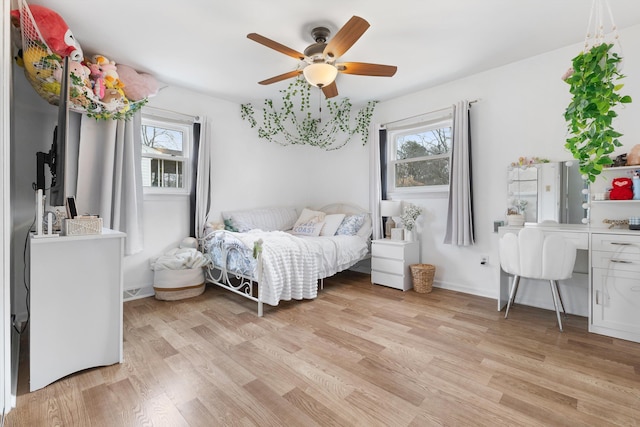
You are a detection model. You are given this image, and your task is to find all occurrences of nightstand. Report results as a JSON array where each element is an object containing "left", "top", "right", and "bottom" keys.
[{"left": 371, "top": 239, "right": 420, "bottom": 291}]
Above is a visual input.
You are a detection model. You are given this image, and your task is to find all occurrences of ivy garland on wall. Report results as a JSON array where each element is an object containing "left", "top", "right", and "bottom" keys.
[{"left": 240, "top": 77, "right": 377, "bottom": 151}]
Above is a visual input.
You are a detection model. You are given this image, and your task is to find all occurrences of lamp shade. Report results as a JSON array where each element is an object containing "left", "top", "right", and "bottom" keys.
[
  {"left": 380, "top": 200, "right": 402, "bottom": 217},
  {"left": 303, "top": 63, "right": 338, "bottom": 87}
]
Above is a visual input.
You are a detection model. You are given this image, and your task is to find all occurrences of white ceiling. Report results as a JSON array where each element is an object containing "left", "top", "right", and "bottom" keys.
[{"left": 21, "top": 0, "right": 640, "bottom": 105}]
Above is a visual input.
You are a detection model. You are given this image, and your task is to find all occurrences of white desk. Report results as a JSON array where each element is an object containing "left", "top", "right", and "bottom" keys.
[
  {"left": 498, "top": 224, "right": 640, "bottom": 343},
  {"left": 29, "top": 229, "right": 125, "bottom": 391}
]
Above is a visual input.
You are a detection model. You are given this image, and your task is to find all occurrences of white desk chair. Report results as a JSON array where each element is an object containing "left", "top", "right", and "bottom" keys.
[{"left": 499, "top": 227, "right": 577, "bottom": 331}]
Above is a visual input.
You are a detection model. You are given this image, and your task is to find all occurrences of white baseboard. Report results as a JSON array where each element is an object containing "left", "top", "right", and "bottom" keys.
[
  {"left": 431, "top": 280, "right": 497, "bottom": 300},
  {"left": 123, "top": 285, "right": 154, "bottom": 302}
]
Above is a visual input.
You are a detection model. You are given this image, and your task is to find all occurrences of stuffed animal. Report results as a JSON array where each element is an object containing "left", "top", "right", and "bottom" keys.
[
  {"left": 626, "top": 144, "right": 640, "bottom": 166},
  {"left": 609, "top": 177, "right": 634, "bottom": 200},
  {"left": 10, "top": 5, "right": 82, "bottom": 61},
  {"left": 22, "top": 46, "right": 57, "bottom": 80},
  {"left": 91, "top": 55, "right": 124, "bottom": 90},
  {"left": 86, "top": 59, "right": 107, "bottom": 99},
  {"left": 117, "top": 64, "right": 159, "bottom": 101}
]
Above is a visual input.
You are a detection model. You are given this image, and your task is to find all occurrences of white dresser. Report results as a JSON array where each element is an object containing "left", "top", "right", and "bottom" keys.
[
  {"left": 371, "top": 239, "right": 420, "bottom": 291},
  {"left": 29, "top": 229, "right": 125, "bottom": 391}
]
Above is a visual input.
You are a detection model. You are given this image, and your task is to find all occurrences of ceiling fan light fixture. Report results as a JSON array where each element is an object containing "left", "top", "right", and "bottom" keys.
[{"left": 303, "top": 63, "right": 338, "bottom": 87}]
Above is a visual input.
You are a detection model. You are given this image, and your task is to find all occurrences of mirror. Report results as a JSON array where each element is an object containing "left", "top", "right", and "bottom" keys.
[{"left": 507, "top": 161, "right": 587, "bottom": 224}]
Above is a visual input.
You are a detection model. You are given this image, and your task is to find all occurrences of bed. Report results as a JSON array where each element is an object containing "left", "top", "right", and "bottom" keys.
[{"left": 200, "top": 203, "right": 371, "bottom": 316}]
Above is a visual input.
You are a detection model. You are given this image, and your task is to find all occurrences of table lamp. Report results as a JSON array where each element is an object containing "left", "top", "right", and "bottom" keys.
[{"left": 380, "top": 200, "right": 402, "bottom": 239}]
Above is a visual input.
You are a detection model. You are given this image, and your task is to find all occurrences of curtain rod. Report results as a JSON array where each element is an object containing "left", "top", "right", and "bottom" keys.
[
  {"left": 380, "top": 98, "right": 479, "bottom": 128},
  {"left": 142, "top": 106, "right": 200, "bottom": 123}
]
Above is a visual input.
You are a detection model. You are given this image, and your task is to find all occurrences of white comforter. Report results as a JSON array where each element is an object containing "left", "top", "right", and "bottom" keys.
[{"left": 234, "top": 230, "right": 368, "bottom": 306}]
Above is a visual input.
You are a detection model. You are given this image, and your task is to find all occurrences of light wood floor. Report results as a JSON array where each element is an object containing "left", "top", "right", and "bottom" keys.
[{"left": 7, "top": 271, "right": 640, "bottom": 426}]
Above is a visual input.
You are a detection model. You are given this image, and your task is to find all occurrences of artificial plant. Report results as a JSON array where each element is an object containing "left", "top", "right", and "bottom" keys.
[
  {"left": 240, "top": 77, "right": 377, "bottom": 151},
  {"left": 564, "top": 42, "right": 632, "bottom": 183}
]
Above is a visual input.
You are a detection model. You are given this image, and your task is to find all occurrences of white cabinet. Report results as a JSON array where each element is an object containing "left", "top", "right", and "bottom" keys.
[
  {"left": 29, "top": 229, "right": 125, "bottom": 391},
  {"left": 590, "top": 233, "right": 640, "bottom": 343},
  {"left": 371, "top": 239, "right": 420, "bottom": 291}
]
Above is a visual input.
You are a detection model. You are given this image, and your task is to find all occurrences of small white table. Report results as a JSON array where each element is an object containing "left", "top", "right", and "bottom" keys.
[
  {"left": 371, "top": 239, "right": 420, "bottom": 291},
  {"left": 29, "top": 229, "right": 125, "bottom": 391}
]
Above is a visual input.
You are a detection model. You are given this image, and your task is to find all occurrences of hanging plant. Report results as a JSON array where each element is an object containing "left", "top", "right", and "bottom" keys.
[
  {"left": 564, "top": 42, "right": 632, "bottom": 183},
  {"left": 240, "top": 77, "right": 377, "bottom": 151}
]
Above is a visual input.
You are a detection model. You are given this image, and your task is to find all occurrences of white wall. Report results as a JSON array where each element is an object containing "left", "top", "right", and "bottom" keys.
[
  {"left": 123, "top": 86, "right": 372, "bottom": 294},
  {"left": 374, "top": 24, "right": 640, "bottom": 314}
]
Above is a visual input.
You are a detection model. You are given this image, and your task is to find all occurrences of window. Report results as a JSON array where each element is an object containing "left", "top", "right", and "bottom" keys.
[
  {"left": 141, "top": 115, "right": 192, "bottom": 194},
  {"left": 388, "top": 117, "right": 452, "bottom": 194}
]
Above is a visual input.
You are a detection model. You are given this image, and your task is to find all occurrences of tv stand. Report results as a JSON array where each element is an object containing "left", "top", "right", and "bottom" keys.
[{"left": 28, "top": 229, "right": 125, "bottom": 391}]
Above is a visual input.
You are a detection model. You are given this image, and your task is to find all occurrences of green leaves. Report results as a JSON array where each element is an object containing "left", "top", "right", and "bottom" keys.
[
  {"left": 240, "top": 77, "right": 377, "bottom": 150},
  {"left": 564, "top": 43, "right": 631, "bottom": 183}
]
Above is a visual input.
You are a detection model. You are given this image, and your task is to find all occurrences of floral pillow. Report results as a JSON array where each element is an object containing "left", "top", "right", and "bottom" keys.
[{"left": 335, "top": 214, "right": 366, "bottom": 236}]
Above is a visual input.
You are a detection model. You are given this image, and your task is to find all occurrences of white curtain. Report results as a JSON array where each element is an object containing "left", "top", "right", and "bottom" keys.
[
  {"left": 195, "top": 117, "right": 212, "bottom": 239},
  {"left": 75, "top": 113, "right": 144, "bottom": 255},
  {"left": 369, "top": 123, "right": 383, "bottom": 240},
  {"left": 444, "top": 100, "right": 475, "bottom": 246}
]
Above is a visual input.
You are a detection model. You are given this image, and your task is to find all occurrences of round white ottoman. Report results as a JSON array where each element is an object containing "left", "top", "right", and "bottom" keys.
[{"left": 153, "top": 268, "right": 205, "bottom": 301}]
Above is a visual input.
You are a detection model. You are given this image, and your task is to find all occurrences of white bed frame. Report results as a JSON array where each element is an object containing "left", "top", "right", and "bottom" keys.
[{"left": 201, "top": 203, "right": 371, "bottom": 317}]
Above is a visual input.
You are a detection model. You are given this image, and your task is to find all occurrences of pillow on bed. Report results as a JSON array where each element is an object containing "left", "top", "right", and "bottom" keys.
[
  {"left": 294, "top": 208, "right": 326, "bottom": 229},
  {"left": 319, "top": 213, "right": 346, "bottom": 236},
  {"left": 222, "top": 207, "right": 298, "bottom": 232},
  {"left": 291, "top": 221, "right": 325, "bottom": 236},
  {"left": 335, "top": 213, "right": 366, "bottom": 236}
]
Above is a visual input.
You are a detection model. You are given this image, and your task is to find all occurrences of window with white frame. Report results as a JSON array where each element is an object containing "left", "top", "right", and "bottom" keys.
[
  {"left": 387, "top": 117, "right": 453, "bottom": 194},
  {"left": 140, "top": 115, "right": 192, "bottom": 194}
]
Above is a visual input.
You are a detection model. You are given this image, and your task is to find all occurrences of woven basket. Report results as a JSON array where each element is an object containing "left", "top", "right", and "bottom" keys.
[{"left": 410, "top": 264, "right": 435, "bottom": 294}]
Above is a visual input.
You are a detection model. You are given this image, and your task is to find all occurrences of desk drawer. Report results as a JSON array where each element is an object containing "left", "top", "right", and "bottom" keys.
[
  {"left": 591, "top": 251, "right": 640, "bottom": 273},
  {"left": 372, "top": 257, "right": 405, "bottom": 275},
  {"left": 592, "top": 233, "right": 640, "bottom": 253},
  {"left": 371, "top": 242, "right": 405, "bottom": 260}
]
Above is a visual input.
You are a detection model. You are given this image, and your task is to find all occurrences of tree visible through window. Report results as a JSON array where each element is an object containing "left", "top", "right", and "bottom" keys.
[
  {"left": 389, "top": 119, "right": 452, "bottom": 192},
  {"left": 141, "top": 116, "right": 191, "bottom": 193}
]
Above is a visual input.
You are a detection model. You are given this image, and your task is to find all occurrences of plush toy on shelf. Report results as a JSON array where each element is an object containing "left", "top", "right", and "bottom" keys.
[{"left": 609, "top": 177, "right": 634, "bottom": 200}]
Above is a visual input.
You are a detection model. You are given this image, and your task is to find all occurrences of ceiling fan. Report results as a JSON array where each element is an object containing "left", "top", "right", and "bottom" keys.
[{"left": 247, "top": 16, "right": 397, "bottom": 98}]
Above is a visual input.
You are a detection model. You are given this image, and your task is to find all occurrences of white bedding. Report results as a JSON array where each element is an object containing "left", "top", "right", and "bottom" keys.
[{"left": 233, "top": 230, "right": 368, "bottom": 306}]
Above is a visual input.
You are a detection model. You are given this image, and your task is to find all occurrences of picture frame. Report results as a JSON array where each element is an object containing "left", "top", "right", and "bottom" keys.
[{"left": 65, "top": 196, "right": 77, "bottom": 219}]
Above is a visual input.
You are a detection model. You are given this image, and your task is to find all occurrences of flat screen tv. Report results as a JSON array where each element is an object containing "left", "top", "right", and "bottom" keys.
[{"left": 36, "top": 56, "right": 69, "bottom": 207}]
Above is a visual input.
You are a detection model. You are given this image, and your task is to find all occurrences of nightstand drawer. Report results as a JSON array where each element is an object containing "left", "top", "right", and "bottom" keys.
[
  {"left": 371, "top": 271, "right": 406, "bottom": 290},
  {"left": 371, "top": 257, "right": 405, "bottom": 275},
  {"left": 371, "top": 242, "right": 405, "bottom": 259}
]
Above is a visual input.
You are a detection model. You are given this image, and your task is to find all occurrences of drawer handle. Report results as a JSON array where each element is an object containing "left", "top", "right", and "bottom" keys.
[
  {"left": 611, "top": 242, "right": 632, "bottom": 246},
  {"left": 610, "top": 259, "right": 632, "bottom": 264}
]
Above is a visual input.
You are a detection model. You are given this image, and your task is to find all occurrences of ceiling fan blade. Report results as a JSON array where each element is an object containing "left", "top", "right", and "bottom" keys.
[
  {"left": 323, "top": 16, "right": 370, "bottom": 60},
  {"left": 247, "top": 33, "right": 306, "bottom": 60},
  {"left": 258, "top": 70, "right": 302, "bottom": 85},
  {"left": 322, "top": 81, "right": 338, "bottom": 98},
  {"left": 337, "top": 62, "right": 397, "bottom": 77}
]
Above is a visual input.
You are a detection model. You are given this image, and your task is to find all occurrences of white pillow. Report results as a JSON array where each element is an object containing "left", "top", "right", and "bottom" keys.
[
  {"left": 291, "top": 221, "right": 324, "bottom": 236},
  {"left": 320, "top": 214, "right": 346, "bottom": 236},
  {"left": 294, "top": 208, "right": 326, "bottom": 229}
]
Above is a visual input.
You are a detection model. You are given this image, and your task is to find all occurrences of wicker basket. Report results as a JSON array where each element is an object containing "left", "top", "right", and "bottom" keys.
[{"left": 410, "top": 264, "right": 435, "bottom": 293}]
